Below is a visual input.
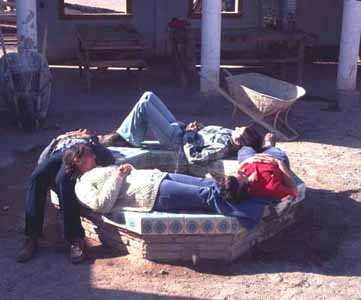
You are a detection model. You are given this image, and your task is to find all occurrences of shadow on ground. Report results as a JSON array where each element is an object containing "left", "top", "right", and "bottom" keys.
[{"left": 161, "top": 187, "right": 361, "bottom": 278}]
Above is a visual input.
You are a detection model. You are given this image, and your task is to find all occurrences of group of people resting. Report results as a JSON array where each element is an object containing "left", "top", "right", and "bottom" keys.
[{"left": 17, "top": 91, "right": 297, "bottom": 264}]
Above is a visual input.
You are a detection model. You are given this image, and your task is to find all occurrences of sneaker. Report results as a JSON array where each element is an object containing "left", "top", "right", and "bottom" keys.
[
  {"left": 69, "top": 239, "right": 86, "bottom": 264},
  {"left": 98, "top": 132, "right": 133, "bottom": 147},
  {"left": 17, "top": 237, "right": 37, "bottom": 263},
  {"left": 262, "top": 132, "right": 277, "bottom": 149}
]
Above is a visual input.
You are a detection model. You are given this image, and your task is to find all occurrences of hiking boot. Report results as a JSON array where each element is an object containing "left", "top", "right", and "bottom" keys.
[
  {"left": 98, "top": 132, "right": 133, "bottom": 147},
  {"left": 262, "top": 132, "right": 277, "bottom": 149},
  {"left": 69, "top": 239, "right": 86, "bottom": 264},
  {"left": 17, "top": 237, "right": 37, "bottom": 263}
]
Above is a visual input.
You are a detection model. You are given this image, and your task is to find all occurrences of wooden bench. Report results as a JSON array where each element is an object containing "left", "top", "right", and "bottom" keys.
[
  {"left": 181, "top": 27, "right": 306, "bottom": 85},
  {"left": 76, "top": 24, "right": 147, "bottom": 92}
]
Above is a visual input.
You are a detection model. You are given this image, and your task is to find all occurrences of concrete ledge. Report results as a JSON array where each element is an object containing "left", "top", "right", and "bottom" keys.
[{"left": 80, "top": 201, "right": 302, "bottom": 262}]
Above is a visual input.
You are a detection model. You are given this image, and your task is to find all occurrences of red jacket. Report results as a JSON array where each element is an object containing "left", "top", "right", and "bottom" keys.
[{"left": 240, "top": 162, "right": 296, "bottom": 199}]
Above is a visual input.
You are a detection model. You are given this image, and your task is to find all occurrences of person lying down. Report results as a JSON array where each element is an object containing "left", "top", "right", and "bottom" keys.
[
  {"left": 236, "top": 132, "right": 298, "bottom": 200},
  {"left": 63, "top": 143, "right": 297, "bottom": 217},
  {"left": 63, "top": 144, "right": 243, "bottom": 215}
]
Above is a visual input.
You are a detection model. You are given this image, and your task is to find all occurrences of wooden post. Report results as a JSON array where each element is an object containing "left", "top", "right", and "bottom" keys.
[
  {"left": 200, "top": 0, "right": 222, "bottom": 96},
  {"left": 16, "top": 0, "right": 38, "bottom": 52},
  {"left": 337, "top": 0, "right": 361, "bottom": 108}
]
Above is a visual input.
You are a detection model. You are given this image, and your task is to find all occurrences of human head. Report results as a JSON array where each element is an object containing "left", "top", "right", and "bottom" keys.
[
  {"left": 219, "top": 175, "right": 249, "bottom": 205},
  {"left": 63, "top": 144, "right": 96, "bottom": 178},
  {"left": 231, "top": 126, "right": 262, "bottom": 151}
]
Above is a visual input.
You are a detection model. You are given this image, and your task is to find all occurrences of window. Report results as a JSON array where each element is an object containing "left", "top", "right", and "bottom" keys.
[
  {"left": 188, "top": 0, "right": 242, "bottom": 18},
  {"left": 59, "top": 0, "right": 132, "bottom": 19}
]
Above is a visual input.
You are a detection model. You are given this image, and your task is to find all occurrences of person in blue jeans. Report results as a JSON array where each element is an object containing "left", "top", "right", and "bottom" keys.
[
  {"left": 236, "top": 133, "right": 297, "bottom": 200},
  {"left": 101, "top": 91, "right": 261, "bottom": 163},
  {"left": 237, "top": 139, "right": 290, "bottom": 169},
  {"left": 62, "top": 144, "right": 243, "bottom": 216},
  {"left": 116, "top": 91, "right": 185, "bottom": 150},
  {"left": 17, "top": 129, "right": 115, "bottom": 264}
]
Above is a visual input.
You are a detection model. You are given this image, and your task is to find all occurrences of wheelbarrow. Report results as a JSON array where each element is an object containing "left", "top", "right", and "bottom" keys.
[{"left": 218, "top": 70, "right": 306, "bottom": 141}]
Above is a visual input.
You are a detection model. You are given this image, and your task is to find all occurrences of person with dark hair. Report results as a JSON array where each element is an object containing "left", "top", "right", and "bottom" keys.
[
  {"left": 62, "top": 144, "right": 243, "bottom": 216},
  {"left": 100, "top": 91, "right": 262, "bottom": 163},
  {"left": 218, "top": 175, "right": 249, "bottom": 205},
  {"left": 236, "top": 133, "right": 297, "bottom": 200},
  {"left": 17, "top": 129, "right": 115, "bottom": 264}
]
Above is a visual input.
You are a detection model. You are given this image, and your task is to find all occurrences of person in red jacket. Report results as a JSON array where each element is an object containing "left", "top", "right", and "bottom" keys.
[{"left": 236, "top": 133, "right": 297, "bottom": 201}]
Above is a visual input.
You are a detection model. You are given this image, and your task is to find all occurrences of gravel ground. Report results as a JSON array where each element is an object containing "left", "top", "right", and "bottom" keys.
[{"left": 1, "top": 64, "right": 361, "bottom": 300}]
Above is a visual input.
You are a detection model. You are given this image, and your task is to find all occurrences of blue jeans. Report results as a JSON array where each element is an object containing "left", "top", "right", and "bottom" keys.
[
  {"left": 117, "top": 92, "right": 184, "bottom": 149},
  {"left": 237, "top": 146, "right": 290, "bottom": 168},
  {"left": 25, "top": 142, "right": 114, "bottom": 241},
  {"left": 25, "top": 152, "right": 84, "bottom": 241},
  {"left": 153, "top": 173, "right": 217, "bottom": 212}
]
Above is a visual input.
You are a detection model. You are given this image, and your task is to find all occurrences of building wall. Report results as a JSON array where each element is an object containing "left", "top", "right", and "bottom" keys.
[
  {"left": 37, "top": 0, "right": 259, "bottom": 62},
  {"left": 296, "top": 0, "right": 343, "bottom": 46},
  {"left": 37, "top": 0, "right": 344, "bottom": 62}
]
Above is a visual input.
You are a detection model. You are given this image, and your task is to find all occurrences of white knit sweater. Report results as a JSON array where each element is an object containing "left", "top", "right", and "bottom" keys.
[{"left": 75, "top": 166, "right": 167, "bottom": 214}]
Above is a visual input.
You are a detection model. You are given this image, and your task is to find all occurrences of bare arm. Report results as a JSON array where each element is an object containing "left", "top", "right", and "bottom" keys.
[
  {"left": 238, "top": 155, "right": 260, "bottom": 169},
  {"left": 254, "top": 153, "right": 297, "bottom": 194}
]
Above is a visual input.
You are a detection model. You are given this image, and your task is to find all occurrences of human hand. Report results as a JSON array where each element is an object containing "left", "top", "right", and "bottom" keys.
[
  {"left": 74, "top": 128, "right": 93, "bottom": 139},
  {"left": 236, "top": 168, "right": 249, "bottom": 184},
  {"left": 117, "top": 164, "right": 133, "bottom": 176},
  {"left": 252, "top": 153, "right": 279, "bottom": 165},
  {"left": 241, "top": 155, "right": 263, "bottom": 165},
  {"left": 56, "top": 129, "right": 93, "bottom": 141},
  {"left": 186, "top": 121, "right": 204, "bottom": 132}
]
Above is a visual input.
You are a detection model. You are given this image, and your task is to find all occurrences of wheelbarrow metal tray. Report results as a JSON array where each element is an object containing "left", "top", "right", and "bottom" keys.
[{"left": 226, "top": 72, "right": 306, "bottom": 117}]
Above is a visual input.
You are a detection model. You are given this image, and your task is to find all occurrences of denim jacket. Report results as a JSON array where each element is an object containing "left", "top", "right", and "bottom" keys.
[
  {"left": 182, "top": 126, "right": 234, "bottom": 164},
  {"left": 37, "top": 135, "right": 114, "bottom": 166}
]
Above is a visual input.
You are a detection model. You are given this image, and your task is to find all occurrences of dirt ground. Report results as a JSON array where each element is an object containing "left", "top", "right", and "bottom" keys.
[{"left": 1, "top": 63, "right": 361, "bottom": 300}]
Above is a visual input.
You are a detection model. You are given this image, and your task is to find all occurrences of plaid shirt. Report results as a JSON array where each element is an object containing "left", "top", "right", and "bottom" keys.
[{"left": 182, "top": 126, "right": 234, "bottom": 164}]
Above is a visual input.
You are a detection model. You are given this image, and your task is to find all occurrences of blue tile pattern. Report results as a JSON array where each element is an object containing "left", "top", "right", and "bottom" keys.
[
  {"left": 217, "top": 220, "right": 230, "bottom": 233},
  {"left": 201, "top": 220, "right": 215, "bottom": 233},
  {"left": 169, "top": 220, "right": 183, "bottom": 234},
  {"left": 153, "top": 220, "right": 167, "bottom": 234},
  {"left": 142, "top": 220, "right": 152, "bottom": 234},
  {"left": 185, "top": 220, "right": 199, "bottom": 234}
]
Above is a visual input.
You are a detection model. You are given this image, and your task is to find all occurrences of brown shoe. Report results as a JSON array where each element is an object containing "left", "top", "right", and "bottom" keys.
[
  {"left": 262, "top": 132, "right": 277, "bottom": 149},
  {"left": 17, "top": 237, "right": 37, "bottom": 263},
  {"left": 98, "top": 132, "right": 133, "bottom": 147},
  {"left": 69, "top": 239, "right": 86, "bottom": 264}
]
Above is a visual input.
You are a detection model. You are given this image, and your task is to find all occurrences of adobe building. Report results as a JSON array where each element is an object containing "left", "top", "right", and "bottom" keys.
[{"left": 10, "top": 0, "right": 361, "bottom": 104}]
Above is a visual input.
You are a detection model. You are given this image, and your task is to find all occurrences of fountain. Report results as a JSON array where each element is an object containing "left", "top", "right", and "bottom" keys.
[{"left": 50, "top": 145, "right": 306, "bottom": 262}]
